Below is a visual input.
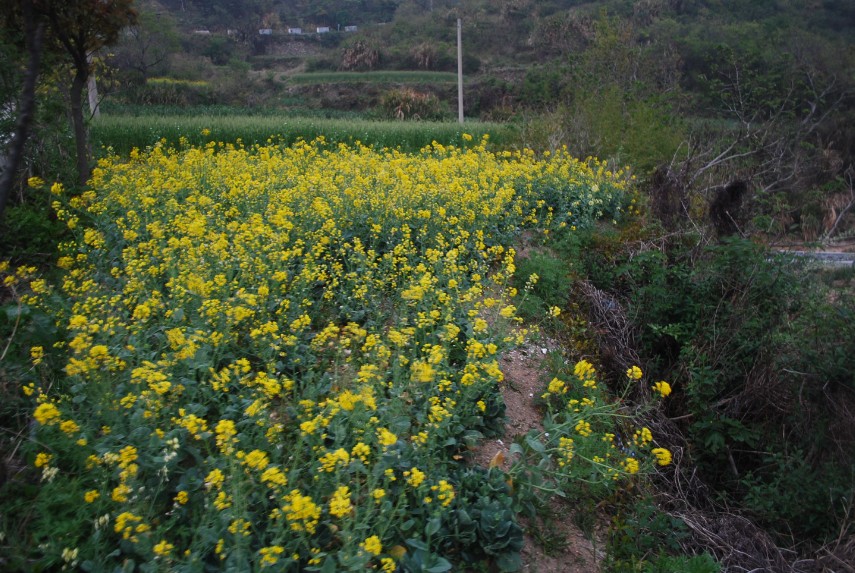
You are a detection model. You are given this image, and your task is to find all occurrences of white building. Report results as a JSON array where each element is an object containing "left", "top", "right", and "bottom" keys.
[{"left": 316, "top": 26, "right": 330, "bottom": 34}]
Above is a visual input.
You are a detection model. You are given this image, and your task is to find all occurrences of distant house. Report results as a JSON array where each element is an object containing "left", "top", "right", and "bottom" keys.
[
  {"left": 344, "top": 25, "right": 358, "bottom": 32},
  {"left": 192, "top": 29, "right": 211, "bottom": 35},
  {"left": 316, "top": 26, "right": 330, "bottom": 34},
  {"left": 226, "top": 29, "right": 238, "bottom": 36},
  {"left": 259, "top": 28, "right": 273, "bottom": 35},
  {"left": 288, "top": 27, "right": 302, "bottom": 35}
]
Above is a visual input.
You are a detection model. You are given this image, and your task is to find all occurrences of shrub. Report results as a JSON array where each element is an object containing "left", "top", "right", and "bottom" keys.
[
  {"left": 575, "top": 229, "right": 855, "bottom": 543},
  {"left": 513, "top": 251, "right": 570, "bottom": 320},
  {"left": 379, "top": 88, "right": 446, "bottom": 121}
]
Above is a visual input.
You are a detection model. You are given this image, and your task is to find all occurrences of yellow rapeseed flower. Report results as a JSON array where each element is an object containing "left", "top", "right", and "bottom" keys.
[
  {"left": 623, "top": 457, "right": 640, "bottom": 474},
  {"left": 329, "top": 486, "right": 352, "bottom": 518},
  {"left": 259, "top": 545, "right": 285, "bottom": 566},
  {"left": 404, "top": 467, "right": 426, "bottom": 488},
  {"left": 626, "top": 365, "right": 643, "bottom": 380},
  {"left": 652, "top": 447, "right": 672, "bottom": 466},
  {"left": 361, "top": 535, "right": 382, "bottom": 556},
  {"left": 153, "top": 539, "right": 174, "bottom": 557},
  {"left": 377, "top": 428, "right": 397, "bottom": 447},
  {"left": 653, "top": 381, "right": 672, "bottom": 397},
  {"left": 33, "top": 403, "right": 61, "bottom": 426}
]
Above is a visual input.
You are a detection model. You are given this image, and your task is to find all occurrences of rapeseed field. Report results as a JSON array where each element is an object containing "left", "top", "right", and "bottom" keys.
[{"left": 6, "top": 136, "right": 669, "bottom": 571}]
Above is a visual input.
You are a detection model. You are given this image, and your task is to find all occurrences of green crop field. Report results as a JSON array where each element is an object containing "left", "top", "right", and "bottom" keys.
[{"left": 91, "top": 114, "right": 513, "bottom": 156}]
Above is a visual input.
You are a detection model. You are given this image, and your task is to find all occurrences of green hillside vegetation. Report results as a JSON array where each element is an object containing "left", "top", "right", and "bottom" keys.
[
  {"left": 1, "top": 0, "right": 854, "bottom": 571},
  {"left": 289, "top": 71, "right": 459, "bottom": 85}
]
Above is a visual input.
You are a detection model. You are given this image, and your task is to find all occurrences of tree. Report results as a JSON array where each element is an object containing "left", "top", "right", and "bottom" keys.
[
  {"left": 37, "top": 0, "right": 137, "bottom": 185},
  {"left": 110, "top": 1, "right": 179, "bottom": 84},
  {"left": 0, "top": 0, "right": 45, "bottom": 224}
]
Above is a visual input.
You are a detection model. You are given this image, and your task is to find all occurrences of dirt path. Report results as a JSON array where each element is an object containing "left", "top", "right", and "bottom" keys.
[{"left": 471, "top": 340, "right": 603, "bottom": 573}]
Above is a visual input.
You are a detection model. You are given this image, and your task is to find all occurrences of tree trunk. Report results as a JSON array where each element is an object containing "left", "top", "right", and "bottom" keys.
[
  {"left": 0, "top": 2, "right": 44, "bottom": 225},
  {"left": 69, "top": 66, "right": 91, "bottom": 185},
  {"left": 87, "top": 54, "right": 100, "bottom": 118}
]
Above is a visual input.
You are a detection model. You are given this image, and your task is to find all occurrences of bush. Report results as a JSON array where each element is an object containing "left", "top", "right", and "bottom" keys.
[
  {"left": 576, "top": 230, "right": 855, "bottom": 543},
  {"left": 379, "top": 88, "right": 446, "bottom": 121}
]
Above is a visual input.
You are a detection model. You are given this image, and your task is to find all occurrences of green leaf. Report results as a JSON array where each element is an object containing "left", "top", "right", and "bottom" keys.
[
  {"left": 4, "top": 304, "right": 29, "bottom": 320},
  {"left": 405, "top": 538, "right": 429, "bottom": 552},
  {"left": 425, "top": 517, "right": 441, "bottom": 536},
  {"left": 320, "top": 557, "right": 337, "bottom": 573},
  {"left": 496, "top": 551, "right": 522, "bottom": 572},
  {"left": 426, "top": 558, "right": 453, "bottom": 572},
  {"left": 457, "top": 508, "right": 473, "bottom": 525},
  {"left": 525, "top": 434, "right": 545, "bottom": 453}
]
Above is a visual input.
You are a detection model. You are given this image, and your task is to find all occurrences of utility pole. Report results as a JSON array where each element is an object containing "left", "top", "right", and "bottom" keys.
[{"left": 457, "top": 18, "right": 463, "bottom": 123}]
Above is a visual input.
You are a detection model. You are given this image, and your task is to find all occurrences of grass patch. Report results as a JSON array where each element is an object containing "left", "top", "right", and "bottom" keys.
[{"left": 289, "top": 71, "right": 459, "bottom": 85}]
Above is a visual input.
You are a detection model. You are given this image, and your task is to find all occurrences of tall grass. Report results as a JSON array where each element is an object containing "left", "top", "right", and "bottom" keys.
[{"left": 91, "top": 114, "right": 514, "bottom": 156}]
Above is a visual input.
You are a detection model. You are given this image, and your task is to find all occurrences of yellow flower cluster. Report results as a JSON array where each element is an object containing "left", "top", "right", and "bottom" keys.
[
  {"left": 531, "top": 358, "right": 673, "bottom": 486},
  {"left": 653, "top": 380, "right": 672, "bottom": 397},
  {"left": 17, "top": 138, "right": 631, "bottom": 568},
  {"left": 329, "top": 486, "right": 352, "bottom": 518},
  {"left": 282, "top": 489, "right": 321, "bottom": 534}
]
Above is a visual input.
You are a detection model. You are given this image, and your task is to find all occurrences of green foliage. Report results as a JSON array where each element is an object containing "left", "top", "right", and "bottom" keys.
[
  {"left": 0, "top": 200, "right": 68, "bottom": 264},
  {"left": 513, "top": 252, "right": 570, "bottom": 319},
  {"left": 201, "top": 36, "right": 235, "bottom": 66},
  {"left": 129, "top": 77, "right": 216, "bottom": 107},
  {"left": 575, "top": 229, "right": 855, "bottom": 543},
  {"left": 442, "top": 468, "right": 524, "bottom": 572},
  {"left": 741, "top": 453, "right": 854, "bottom": 541},
  {"left": 519, "top": 67, "right": 567, "bottom": 108},
  {"left": 605, "top": 496, "right": 712, "bottom": 573}
]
